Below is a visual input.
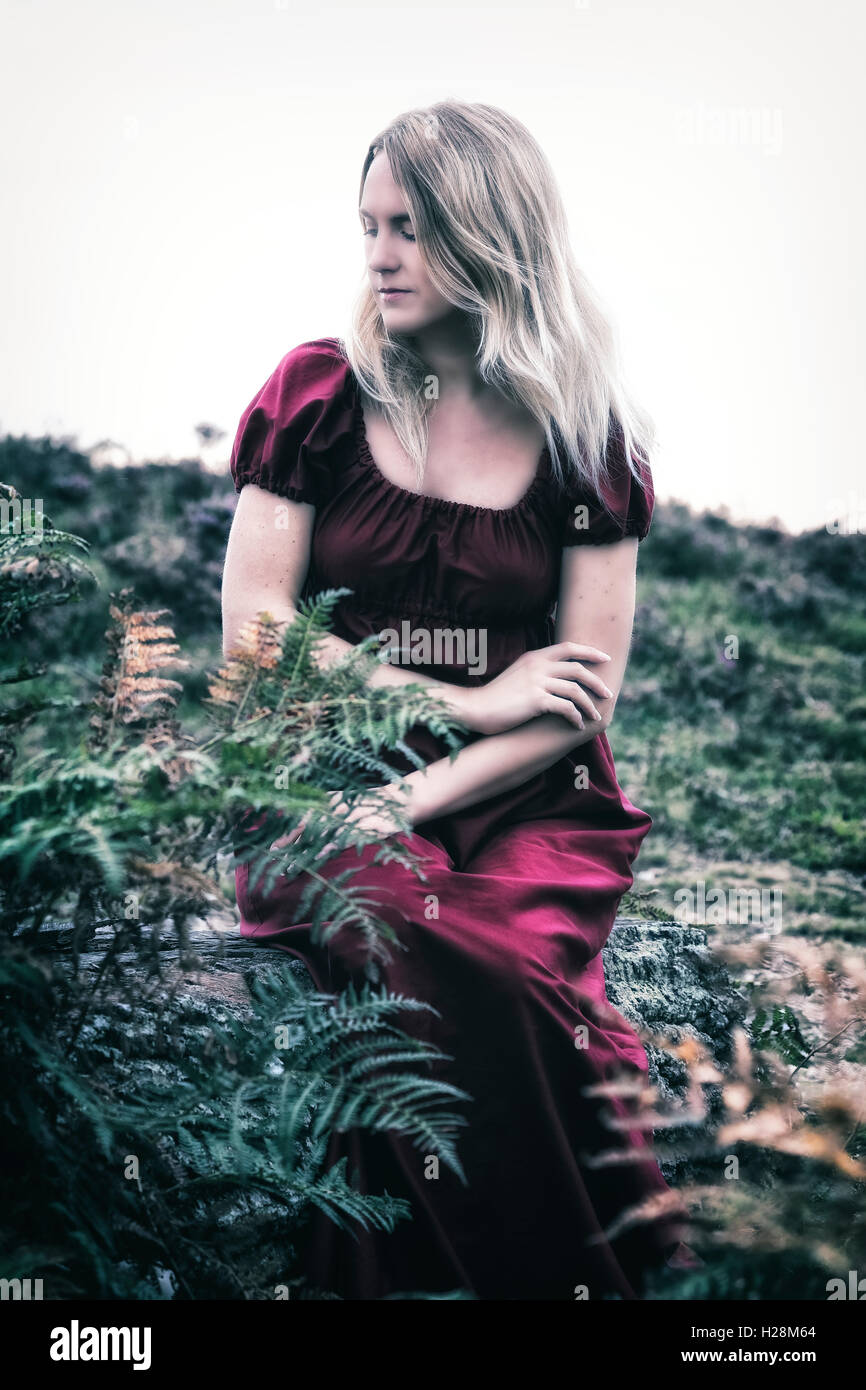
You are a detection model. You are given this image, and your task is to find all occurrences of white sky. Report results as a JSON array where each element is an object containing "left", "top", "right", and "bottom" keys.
[{"left": 1, "top": 0, "right": 863, "bottom": 534}]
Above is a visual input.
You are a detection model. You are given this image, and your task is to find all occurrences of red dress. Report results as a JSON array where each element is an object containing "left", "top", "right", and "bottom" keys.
[{"left": 229, "top": 337, "right": 687, "bottom": 1300}]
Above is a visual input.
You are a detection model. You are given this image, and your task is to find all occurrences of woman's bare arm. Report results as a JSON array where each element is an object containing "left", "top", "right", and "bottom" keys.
[
  {"left": 222, "top": 486, "right": 312, "bottom": 655},
  {"left": 388, "top": 537, "right": 641, "bottom": 824},
  {"left": 221, "top": 484, "right": 478, "bottom": 723}
]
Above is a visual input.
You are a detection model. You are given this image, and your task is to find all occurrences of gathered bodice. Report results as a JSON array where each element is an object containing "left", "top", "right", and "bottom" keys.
[{"left": 229, "top": 337, "right": 654, "bottom": 689}]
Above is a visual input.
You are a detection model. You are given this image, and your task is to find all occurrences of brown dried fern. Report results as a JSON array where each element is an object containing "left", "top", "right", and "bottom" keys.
[{"left": 89, "top": 588, "right": 190, "bottom": 750}]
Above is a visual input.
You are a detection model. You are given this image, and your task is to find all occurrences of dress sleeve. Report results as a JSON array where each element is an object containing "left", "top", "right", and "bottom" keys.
[
  {"left": 560, "top": 416, "right": 655, "bottom": 546},
  {"left": 229, "top": 338, "right": 353, "bottom": 505}
]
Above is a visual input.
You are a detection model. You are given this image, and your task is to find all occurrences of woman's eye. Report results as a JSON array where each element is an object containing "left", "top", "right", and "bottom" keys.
[{"left": 361, "top": 226, "right": 416, "bottom": 242}]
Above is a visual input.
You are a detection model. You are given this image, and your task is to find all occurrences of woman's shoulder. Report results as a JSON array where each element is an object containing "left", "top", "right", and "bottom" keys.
[
  {"left": 283, "top": 334, "right": 350, "bottom": 366},
  {"left": 545, "top": 415, "right": 655, "bottom": 548},
  {"left": 229, "top": 336, "right": 357, "bottom": 503},
  {"left": 266, "top": 335, "right": 353, "bottom": 398}
]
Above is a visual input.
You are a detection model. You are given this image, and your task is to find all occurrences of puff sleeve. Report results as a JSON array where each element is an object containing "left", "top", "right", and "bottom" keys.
[
  {"left": 560, "top": 416, "right": 655, "bottom": 546},
  {"left": 229, "top": 338, "right": 353, "bottom": 505}
]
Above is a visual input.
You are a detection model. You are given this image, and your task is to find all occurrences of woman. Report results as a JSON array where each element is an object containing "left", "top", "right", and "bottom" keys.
[{"left": 221, "top": 99, "right": 692, "bottom": 1300}]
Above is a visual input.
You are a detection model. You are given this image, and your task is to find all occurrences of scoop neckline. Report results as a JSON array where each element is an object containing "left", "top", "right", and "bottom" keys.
[{"left": 352, "top": 391, "right": 550, "bottom": 518}]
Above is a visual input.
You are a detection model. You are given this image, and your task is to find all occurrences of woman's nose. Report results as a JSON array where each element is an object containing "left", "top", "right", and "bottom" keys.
[{"left": 367, "top": 235, "right": 401, "bottom": 273}]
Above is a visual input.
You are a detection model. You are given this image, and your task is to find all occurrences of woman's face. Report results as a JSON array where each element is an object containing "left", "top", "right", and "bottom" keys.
[{"left": 360, "top": 151, "right": 456, "bottom": 333}]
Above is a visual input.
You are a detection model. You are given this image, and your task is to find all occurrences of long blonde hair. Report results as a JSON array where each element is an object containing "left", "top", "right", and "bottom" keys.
[{"left": 340, "top": 98, "right": 655, "bottom": 503}]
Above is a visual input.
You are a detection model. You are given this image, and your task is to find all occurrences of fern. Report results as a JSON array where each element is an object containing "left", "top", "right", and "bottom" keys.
[{"left": 0, "top": 505, "right": 477, "bottom": 1298}]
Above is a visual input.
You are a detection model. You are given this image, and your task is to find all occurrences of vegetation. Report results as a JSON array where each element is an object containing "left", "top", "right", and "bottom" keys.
[
  {"left": 1, "top": 432, "right": 863, "bottom": 1301},
  {"left": 0, "top": 462, "right": 472, "bottom": 1297}
]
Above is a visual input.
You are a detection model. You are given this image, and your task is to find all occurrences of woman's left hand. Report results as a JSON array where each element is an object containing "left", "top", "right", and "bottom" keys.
[{"left": 269, "top": 787, "right": 408, "bottom": 858}]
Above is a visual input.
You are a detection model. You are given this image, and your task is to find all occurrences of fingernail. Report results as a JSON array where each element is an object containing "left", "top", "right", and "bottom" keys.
[{"left": 602, "top": 686, "right": 613, "bottom": 698}]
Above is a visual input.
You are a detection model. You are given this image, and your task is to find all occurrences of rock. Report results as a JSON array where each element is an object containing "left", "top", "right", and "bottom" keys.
[
  {"left": 51, "top": 914, "right": 747, "bottom": 1167},
  {"left": 602, "top": 918, "right": 748, "bottom": 1181},
  {"left": 603, "top": 918, "right": 747, "bottom": 1068},
  {"left": 42, "top": 911, "right": 747, "bottom": 1068}
]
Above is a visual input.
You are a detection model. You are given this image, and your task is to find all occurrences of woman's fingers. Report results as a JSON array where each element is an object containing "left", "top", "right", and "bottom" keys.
[
  {"left": 548, "top": 660, "right": 614, "bottom": 699},
  {"left": 544, "top": 692, "right": 586, "bottom": 726},
  {"left": 268, "top": 796, "right": 400, "bottom": 861},
  {"left": 545, "top": 677, "right": 602, "bottom": 722},
  {"left": 269, "top": 828, "right": 302, "bottom": 851},
  {"left": 269, "top": 812, "right": 309, "bottom": 852},
  {"left": 543, "top": 641, "right": 611, "bottom": 663}
]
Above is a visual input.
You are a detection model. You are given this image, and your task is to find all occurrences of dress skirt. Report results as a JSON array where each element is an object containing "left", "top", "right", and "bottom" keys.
[{"left": 236, "top": 801, "right": 688, "bottom": 1301}]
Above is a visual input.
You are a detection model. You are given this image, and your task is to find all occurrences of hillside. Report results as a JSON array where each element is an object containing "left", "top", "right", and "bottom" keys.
[{"left": 3, "top": 431, "right": 863, "bottom": 941}]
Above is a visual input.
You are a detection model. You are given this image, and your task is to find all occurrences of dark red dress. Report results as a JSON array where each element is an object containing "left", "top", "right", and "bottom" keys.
[{"left": 229, "top": 337, "right": 687, "bottom": 1300}]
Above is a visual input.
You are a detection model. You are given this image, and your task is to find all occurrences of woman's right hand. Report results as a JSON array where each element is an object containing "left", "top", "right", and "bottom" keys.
[{"left": 462, "top": 642, "right": 614, "bottom": 736}]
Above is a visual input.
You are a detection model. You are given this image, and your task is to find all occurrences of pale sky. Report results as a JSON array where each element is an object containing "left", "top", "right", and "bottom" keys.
[{"left": 1, "top": 0, "right": 863, "bottom": 534}]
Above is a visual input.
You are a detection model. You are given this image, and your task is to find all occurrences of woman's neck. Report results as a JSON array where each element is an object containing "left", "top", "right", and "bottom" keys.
[{"left": 407, "top": 313, "right": 490, "bottom": 402}]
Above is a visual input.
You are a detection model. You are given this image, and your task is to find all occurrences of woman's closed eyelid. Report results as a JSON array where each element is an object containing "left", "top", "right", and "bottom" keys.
[{"left": 361, "top": 226, "right": 416, "bottom": 241}]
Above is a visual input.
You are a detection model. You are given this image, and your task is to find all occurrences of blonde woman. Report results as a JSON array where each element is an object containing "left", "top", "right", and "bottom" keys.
[{"left": 222, "top": 100, "right": 694, "bottom": 1300}]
